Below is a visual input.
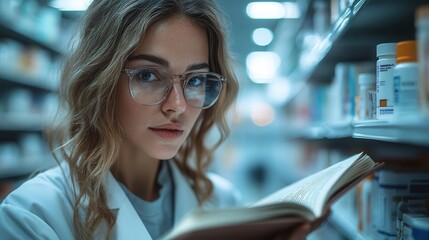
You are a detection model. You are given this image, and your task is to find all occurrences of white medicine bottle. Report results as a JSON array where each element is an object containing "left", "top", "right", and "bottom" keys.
[
  {"left": 359, "top": 73, "right": 376, "bottom": 120},
  {"left": 416, "top": 5, "right": 429, "bottom": 116},
  {"left": 376, "top": 43, "right": 396, "bottom": 119},
  {"left": 393, "top": 40, "right": 419, "bottom": 119}
]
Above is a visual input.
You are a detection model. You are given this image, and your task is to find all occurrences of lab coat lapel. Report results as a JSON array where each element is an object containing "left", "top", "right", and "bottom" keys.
[
  {"left": 104, "top": 172, "right": 152, "bottom": 240},
  {"left": 168, "top": 161, "right": 200, "bottom": 224}
]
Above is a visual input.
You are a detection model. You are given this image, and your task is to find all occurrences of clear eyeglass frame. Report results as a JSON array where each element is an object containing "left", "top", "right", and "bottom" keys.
[{"left": 121, "top": 66, "right": 226, "bottom": 109}]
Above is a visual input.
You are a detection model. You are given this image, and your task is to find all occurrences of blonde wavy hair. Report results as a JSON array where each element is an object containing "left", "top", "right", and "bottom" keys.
[{"left": 48, "top": 0, "right": 238, "bottom": 239}]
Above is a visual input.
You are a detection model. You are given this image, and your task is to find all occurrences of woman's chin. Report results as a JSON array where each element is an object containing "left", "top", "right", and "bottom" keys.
[{"left": 150, "top": 149, "right": 179, "bottom": 160}]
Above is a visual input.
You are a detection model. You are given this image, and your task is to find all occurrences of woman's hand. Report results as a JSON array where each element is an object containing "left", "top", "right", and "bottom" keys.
[
  {"left": 273, "top": 222, "right": 311, "bottom": 240},
  {"left": 273, "top": 210, "right": 331, "bottom": 240}
]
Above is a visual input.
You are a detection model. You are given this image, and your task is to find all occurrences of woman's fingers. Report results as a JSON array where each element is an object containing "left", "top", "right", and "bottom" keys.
[
  {"left": 273, "top": 210, "right": 332, "bottom": 240},
  {"left": 273, "top": 223, "right": 311, "bottom": 240}
]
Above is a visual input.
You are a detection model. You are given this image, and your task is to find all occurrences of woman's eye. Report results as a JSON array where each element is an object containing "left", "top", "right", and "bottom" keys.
[
  {"left": 188, "top": 76, "right": 206, "bottom": 87},
  {"left": 135, "top": 70, "right": 158, "bottom": 82}
]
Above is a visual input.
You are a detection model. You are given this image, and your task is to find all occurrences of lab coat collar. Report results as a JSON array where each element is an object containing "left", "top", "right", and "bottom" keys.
[
  {"left": 167, "top": 161, "right": 200, "bottom": 224},
  {"left": 104, "top": 170, "right": 152, "bottom": 239},
  {"left": 59, "top": 162, "right": 152, "bottom": 239},
  {"left": 101, "top": 160, "right": 200, "bottom": 239}
]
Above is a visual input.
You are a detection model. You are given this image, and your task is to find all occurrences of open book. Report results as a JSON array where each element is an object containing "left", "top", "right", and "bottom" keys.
[{"left": 162, "top": 152, "right": 383, "bottom": 240}]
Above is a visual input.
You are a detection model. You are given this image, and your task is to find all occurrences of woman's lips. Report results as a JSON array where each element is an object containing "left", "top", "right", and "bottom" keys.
[{"left": 149, "top": 124, "right": 184, "bottom": 139}]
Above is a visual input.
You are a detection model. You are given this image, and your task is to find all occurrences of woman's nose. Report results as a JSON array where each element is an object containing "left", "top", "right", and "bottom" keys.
[{"left": 161, "top": 82, "right": 187, "bottom": 115}]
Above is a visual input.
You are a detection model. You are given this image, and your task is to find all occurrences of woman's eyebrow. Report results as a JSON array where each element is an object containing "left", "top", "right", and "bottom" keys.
[
  {"left": 187, "top": 63, "right": 209, "bottom": 71},
  {"left": 127, "top": 54, "right": 209, "bottom": 71},
  {"left": 127, "top": 54, "right": 169, "bottom": 67}
]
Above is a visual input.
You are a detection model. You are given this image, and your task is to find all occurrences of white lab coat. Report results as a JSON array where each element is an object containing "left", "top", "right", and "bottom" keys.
[{"left": 0, "top": 161, "right": 240, "bottom": 239}]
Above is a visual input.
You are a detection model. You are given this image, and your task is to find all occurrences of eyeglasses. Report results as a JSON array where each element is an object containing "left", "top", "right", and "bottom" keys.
[{"left": 121, "top": 66, "right": 226, "bottom": 109}]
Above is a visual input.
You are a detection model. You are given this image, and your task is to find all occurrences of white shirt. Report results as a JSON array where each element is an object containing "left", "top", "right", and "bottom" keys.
[{"left": 120, "top": 162, "right": 174, "bottom": 239}]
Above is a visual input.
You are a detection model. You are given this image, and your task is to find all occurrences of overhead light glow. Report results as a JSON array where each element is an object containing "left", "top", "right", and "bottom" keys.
[
  {"left": 246, "top": 2, "right": 300, "bottom": 19},
  {"left": 250, "top": 102, "right": 276, "bottom": 127},
  {"left": 283, "top": 2, "right": 300, "bottom": 19},
  {"left": 267, "top": 78, "right": 291, "bottom": 105},
  {"left": 50, "top": 0, "right": 92, "bottom": 11},
  {"left": 246, "top": 51, "right": 281, "bottom": 84},
  {"left": 252, "top": 28, "right": 273, "bottom": 46}
]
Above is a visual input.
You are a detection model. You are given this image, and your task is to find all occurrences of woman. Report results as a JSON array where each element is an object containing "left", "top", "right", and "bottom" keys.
[
  {"left": 1, "top": 0, "right": 238, "bottom": 239},
  {"left": 0, "top": 0, "right": 318, "bottom": 239}
]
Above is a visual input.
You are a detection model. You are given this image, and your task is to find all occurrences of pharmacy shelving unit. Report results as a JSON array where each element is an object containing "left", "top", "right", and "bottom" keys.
[
  {"left": 353, "top": 117, "right": 429, "bottom": 147},
  {"left": 283, "top": 0, "right": 429, "bottom": 149},
  {"left": 0, "top": 16, "right": 62, "bottom": 55},
  {"left": 280, "top": 0, "right": 429, "bottom": 239},
  {"left": 0, "top": 16, "right": 59, "bottom": 181},
  {"left": 289, "top": 117, "right": 429, "bottom": 147},
  {"left": 292, "top": 0, "right": 424, "bottom": 85}
]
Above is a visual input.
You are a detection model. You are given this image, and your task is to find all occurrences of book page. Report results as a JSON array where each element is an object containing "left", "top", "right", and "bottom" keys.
[
  {"left": 161, "top": 153, "right": 376, "bottom": 240},
  {"left": 254, "top": 152, "right": 374, "bottom": 217}
]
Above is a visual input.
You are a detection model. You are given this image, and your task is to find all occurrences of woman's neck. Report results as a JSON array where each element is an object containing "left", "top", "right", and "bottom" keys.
[{"left": 111, "top": 147, "right": 161, "bottom": 201}]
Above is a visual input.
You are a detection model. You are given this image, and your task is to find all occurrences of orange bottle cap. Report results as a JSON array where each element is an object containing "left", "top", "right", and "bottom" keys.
[
  {"left": 416, "top": 5, "right": 429, "bottom": 19},
  {"left": 396, "top": 40, "right": 417, "bottom": 64}
]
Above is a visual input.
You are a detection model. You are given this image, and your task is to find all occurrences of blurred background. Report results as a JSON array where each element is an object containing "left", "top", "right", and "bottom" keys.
[{"left": 1, "top": 0, "right": 429, "bottom": 239}]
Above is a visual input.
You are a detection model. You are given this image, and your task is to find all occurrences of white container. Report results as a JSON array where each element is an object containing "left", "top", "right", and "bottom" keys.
[
  {"left": 416, "top": 5, "right": 429, "bottom": 116},
  {"left": 412, "top": 218, "right": 429, "bottom": 240},
  {"left": 373, "top": 170, "right": 429, "bottom": 239},
  {"left": 350, "top": 62, "right": 375, "bottom": 120},
  {"left": 393, "top": 41, "right": 419, "bottom": 119},
  {"left": 360, "top": 176, "right": 374, "bottom": 237},
  {"left": 402, "top": 213, "right": 429, "bottom": 240},
  {"left": 396, "top": 199, "right": 428, "bottom": 239},
  {"left": 376, "top": 43, "right": 396, "bottom": 119},
  {"left": 359, "top": 73, "right": 376, "bottom": 120},
  {"left": 328, "top": 63, "right": 351, "bottom": 122}
]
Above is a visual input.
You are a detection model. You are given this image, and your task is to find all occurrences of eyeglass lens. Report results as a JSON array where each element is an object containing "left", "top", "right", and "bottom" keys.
[{"left": 128, "top": 68, "right": 223, "bottom": 109}]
